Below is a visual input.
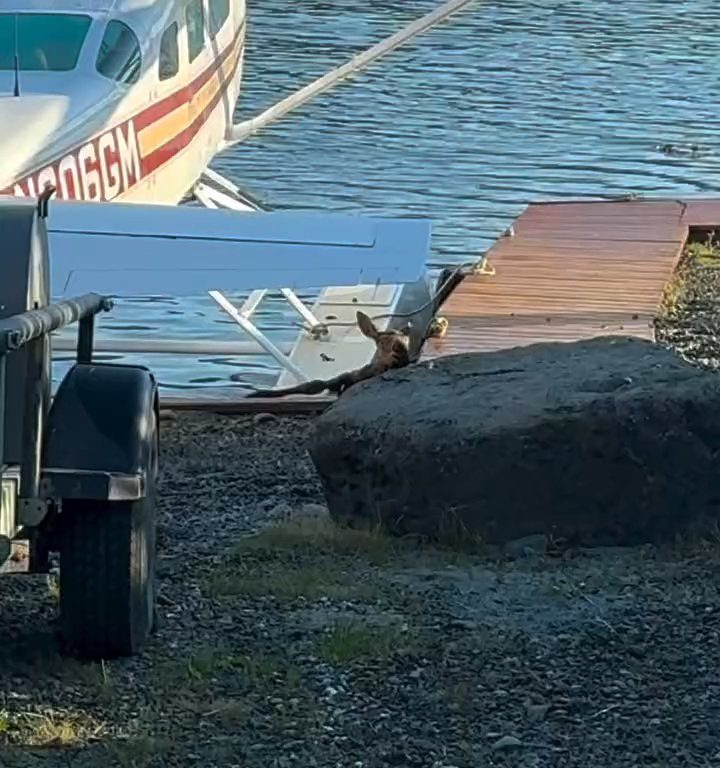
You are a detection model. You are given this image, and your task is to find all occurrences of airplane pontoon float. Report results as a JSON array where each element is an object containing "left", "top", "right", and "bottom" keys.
[{"left": 0, "top": 189, "right": 433, "bottom": 659}]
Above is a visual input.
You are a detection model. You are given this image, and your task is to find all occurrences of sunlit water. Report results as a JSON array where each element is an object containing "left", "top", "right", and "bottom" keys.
[{"left": 54, "top": 0, "right": 720, "bottom": 397}]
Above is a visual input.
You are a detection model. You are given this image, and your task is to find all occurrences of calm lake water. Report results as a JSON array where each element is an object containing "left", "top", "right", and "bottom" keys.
[{"left": 55, "top": 0, "right": 720, "bottom": 397}]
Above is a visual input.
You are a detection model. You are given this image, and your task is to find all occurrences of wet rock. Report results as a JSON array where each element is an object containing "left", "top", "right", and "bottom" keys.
[
  {"left": 266, "top": 502, "right": 293, "bottom": 521},
  {"left": 253, "top": 412, "right": 277, "bottom": 426},
  {"left": 506, "top": 534, "right": 548, "bottom": 557},
  {"left": 525, "top": 702, "right": 551, "bottom": 722},
  {"left": 300, "top": 502, "right": 331, "bottom": 520},
  {"left": 309, "top": 337, "right": 720, "bottom": 546},
  {"left": 492, "top": 735, "right": 524, "bottom": 751}
]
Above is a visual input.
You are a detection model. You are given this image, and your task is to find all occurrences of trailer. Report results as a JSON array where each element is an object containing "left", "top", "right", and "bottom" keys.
[
  {"left": 0, "top": 184, "right": 435, "bottom": 659},
  {"left": 0, "top": 189, "right": 159, "bottom": 660}
]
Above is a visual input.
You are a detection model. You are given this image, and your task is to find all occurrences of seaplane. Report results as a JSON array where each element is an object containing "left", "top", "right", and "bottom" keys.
[{"left": 0, "top": 0, "right": 475, "bottom": 396}]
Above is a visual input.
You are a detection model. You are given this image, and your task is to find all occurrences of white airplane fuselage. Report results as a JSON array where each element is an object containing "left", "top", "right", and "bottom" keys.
[{"left": 0, "top": 0, "right": 246, "bottom": 205}]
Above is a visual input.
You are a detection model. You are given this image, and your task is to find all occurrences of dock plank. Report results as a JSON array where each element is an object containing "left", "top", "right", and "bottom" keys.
[{"left": 421, "top": 198, "right": 709, "bottom": 360}]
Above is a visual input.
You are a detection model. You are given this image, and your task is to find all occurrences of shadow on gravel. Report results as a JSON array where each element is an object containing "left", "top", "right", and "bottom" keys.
[{"left": 1, "top": 415, "right": 720, "bottom": 767}]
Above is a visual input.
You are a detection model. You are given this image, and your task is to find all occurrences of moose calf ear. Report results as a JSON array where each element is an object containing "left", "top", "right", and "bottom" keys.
[{"left": 356, "top": 311, "right": 379, "bottom": 340}]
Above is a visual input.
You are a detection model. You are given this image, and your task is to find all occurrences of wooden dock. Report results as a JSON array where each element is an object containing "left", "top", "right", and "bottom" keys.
[{"left": 422, "top": 198, "right": 720, "bottom": 360}]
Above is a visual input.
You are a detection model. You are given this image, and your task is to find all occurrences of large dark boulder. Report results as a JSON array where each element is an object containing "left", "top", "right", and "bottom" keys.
[{"left": 308, "top": 336, "right": 720, "bottom": 547}]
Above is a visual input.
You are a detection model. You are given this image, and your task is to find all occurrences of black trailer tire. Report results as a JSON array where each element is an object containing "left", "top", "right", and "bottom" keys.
[{"left": 59, "top": 414, "right": 158, "bottom": 660}]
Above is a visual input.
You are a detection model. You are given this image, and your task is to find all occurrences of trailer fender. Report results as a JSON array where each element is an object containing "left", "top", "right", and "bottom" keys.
[{"left": 44, "top": 363, "right": 159, "bottom": 476}]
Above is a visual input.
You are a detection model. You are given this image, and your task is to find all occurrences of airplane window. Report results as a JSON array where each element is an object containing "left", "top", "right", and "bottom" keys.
[
  {"left": 96, "top": 20, "right": 141, "bottom": 85},
  {"left": 186, "top": 0, "right": 205, "bottom": 62},
  {"left": 0, "top": 13, "right": 92, "bottom": 71},
  {"left": 209, "top": 0, "right": 230, "bottom": 37},
  {"left": 159, "top": 23, "right": 179, "bottom": 81}
]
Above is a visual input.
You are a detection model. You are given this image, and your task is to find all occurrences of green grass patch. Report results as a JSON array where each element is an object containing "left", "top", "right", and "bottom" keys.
[
  {"left": 104, "top": 733, "right": 176, "bottom": 768},
  {"left": 205, "top": 562, "right": 381, "bottom": 602},
  {"left": 153, "top": 644, "right": 302, "bottom": 694},
  {"left": 317, "top": 619, "right": 422, "bottom": 663},
  {"left": 239, "top": 515, "right": 395, "bottom": 565},
  {"left": 205, "top": 512, "right": 491, "bottom": 610}
]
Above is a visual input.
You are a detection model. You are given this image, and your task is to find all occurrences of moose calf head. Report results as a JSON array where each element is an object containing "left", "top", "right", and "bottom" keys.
[{"left": 356, "top": 311, "right": 411, "bottom": 369}]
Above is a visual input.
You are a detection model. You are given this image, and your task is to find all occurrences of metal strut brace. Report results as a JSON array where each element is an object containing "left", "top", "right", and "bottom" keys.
[{"left": 192, "top": 170, "right": 328, "bottom": 384}]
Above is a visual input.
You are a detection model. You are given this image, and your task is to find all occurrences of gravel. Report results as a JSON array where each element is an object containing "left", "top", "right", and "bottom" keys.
[
  {"left": 655, "top": 235, "right": 720, "bottom": 368},
  {"left": 0, "top": 411, "right": 719, "bottom": 767},
  {"left": 2, "top": 239, "right": 720, "bottom": 766}
]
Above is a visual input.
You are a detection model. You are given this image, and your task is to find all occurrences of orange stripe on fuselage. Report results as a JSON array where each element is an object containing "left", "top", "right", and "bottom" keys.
[
  {"left": 134, "top": 20, "right": 245, "bottom": 134},
  {"left": 137, "top": 26, "right": 244, "bottom": 163}
]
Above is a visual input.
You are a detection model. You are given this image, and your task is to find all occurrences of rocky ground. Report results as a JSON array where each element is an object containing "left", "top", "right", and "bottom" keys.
[
  {"left": 2, "top": 238, "right": 720, "bottom": 767},
  {"left": 1, "top": 411, "right": 720, "bottom": 768},
  {"left": 655, "top": 232, "right": 720, "bottom": 367}
]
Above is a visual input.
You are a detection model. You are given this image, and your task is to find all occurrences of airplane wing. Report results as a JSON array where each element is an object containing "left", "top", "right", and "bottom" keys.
[{"left": 46, "top": 200, "right": 431, "bottom": 298}]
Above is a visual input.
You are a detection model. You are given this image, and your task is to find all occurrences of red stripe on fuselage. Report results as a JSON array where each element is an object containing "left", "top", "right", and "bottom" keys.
[
  {"left": 134, "top": 20, "right": 246, "bottom": 132},
  {"left": 141, "top": 39, "right": 244, "bottom": 177}
]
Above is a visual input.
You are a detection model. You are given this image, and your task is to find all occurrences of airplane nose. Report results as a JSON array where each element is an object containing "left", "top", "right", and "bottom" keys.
[{"left": 0, "top": 94, "right": 70, "bottom": 192}]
